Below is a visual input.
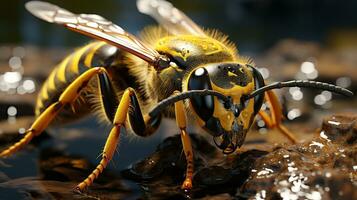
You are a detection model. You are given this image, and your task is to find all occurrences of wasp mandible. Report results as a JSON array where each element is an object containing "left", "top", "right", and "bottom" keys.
[{"left": 1, "top": 0, "right": 352, "bottom": 192}]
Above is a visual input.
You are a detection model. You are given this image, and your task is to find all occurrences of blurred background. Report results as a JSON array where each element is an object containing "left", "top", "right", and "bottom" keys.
[
  {"left": 1, "top": 0, "right": 357, "bottom": 50},
  {"left": 0, "top": 0, "right": 356, "bottom": 199}
]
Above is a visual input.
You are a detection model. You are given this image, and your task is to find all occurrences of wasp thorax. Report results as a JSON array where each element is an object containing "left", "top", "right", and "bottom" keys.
[{"left": 155, "top": 36, "right": 236, "bottom": 69}]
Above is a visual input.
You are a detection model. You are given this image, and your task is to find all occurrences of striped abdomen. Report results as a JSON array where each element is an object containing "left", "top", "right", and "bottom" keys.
[{"left": 35, "top": 41, "right": 122, "bottom": 123}]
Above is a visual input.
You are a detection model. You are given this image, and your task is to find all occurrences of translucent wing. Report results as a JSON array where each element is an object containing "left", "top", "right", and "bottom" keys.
[
  {"left": 25, "top": 1, "right": 168, "bottom": 66},
  {"left": 137, "top": 0, "right": 206, "bottom": 36}
]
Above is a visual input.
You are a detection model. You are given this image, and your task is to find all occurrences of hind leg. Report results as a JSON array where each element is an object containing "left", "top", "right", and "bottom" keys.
[{"left": 0, "top": 67, "right": 107, "bottom": 157}]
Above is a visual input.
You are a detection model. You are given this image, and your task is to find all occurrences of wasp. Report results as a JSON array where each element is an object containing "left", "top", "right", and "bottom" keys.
[{"left": 1, "top": 0, "right": 352, "bottom": 192}]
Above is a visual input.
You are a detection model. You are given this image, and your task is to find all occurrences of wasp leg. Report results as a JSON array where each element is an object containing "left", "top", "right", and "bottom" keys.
[
  {"left": 0, "top": 67, "right": 106, "bottom": 157},
  {"left": 258, "top": 90, "right": 298, "bottom": 143},
  {"left": 75, "top": 88, "right": 130, "bottom": 192},
  {"left": 173, "top": 91, "right": 194, "bottom": 191},
  {"left": 98, "top": 70, "right": 161, "bottom": 136},
  {"left": 127, "top": 89, "right": 161, "bottom": 137},
  {"left": 98, "top": 72, "right": 118, "bottom": 122},
  {"left": 76, "top": 87, "right": 162, "bottom": 192}
]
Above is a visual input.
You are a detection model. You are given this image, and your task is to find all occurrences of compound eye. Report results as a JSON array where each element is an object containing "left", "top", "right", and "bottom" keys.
[
  {"left": 248, "top": 65, "right": 265, "bottom": 114},
  {"left": 188, "top": 67, "right": 214, "bottom": 121}
]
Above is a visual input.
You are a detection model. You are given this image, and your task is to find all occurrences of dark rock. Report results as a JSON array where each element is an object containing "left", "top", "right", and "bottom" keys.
[
  {"left": 0, "top": 148, "right": 133, "bottom": 200},
  {"left": 123, "top": 134, "right": 269, "bottom": 199},
  {"left": 122, "top": 114, "right": 356, "bottom": 199},
  {"left": 239, "top": 114, "right": 357, "bottom": 199}
]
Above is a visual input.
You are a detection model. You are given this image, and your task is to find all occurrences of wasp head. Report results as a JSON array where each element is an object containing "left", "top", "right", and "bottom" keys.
[{"left": 186, "top": 63, "right": 265, "bottom": 154}]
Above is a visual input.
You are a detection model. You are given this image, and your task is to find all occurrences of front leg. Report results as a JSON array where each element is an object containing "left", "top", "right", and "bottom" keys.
[{"left": 174, "top": 91, "right": 194, "bottom": 191}]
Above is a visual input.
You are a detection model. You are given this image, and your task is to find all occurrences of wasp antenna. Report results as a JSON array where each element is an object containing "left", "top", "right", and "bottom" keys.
[
  {"left": 246, "top": 80, "right": 353, "bottom": 100},
  {"left": 149, "top": 90, "right": 230, "bottom": 117}
]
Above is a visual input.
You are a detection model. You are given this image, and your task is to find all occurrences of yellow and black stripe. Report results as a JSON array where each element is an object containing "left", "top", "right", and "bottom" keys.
[{"left": 35, "top": 41, "right": 120, "bottom": 122}]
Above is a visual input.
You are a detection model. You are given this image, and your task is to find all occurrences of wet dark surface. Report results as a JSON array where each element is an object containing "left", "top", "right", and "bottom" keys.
[
  {"left": 0, "top": 114, "right": 356, "bottom": 199},
  {"left": 0, "top": 148, "right": 134, "bottom": 199},
  {"left": 122, "top": 134, "right": 269, "bottom": 199},
  {"left": 239, "top": 114, "right": 357, "bottom": 200},
  {"left": 120, "top": 114, "right": 356, "bottom": 199}
]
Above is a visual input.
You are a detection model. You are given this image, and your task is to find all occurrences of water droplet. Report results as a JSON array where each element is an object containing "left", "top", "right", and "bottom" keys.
[
  {"left": 0, "top": 79, "right": 10, "bottom": 91},
  {"left": 255, "top": 189, "right": 266, "bottom": 200},
  {"left": 321, "top": 91, "right": 332, "bottom": 101},
  {"left": 289, "top": 87, "right": 300, "bottom": 94},
  {"left": 319, "top": 131, "right": 331, "bottom": 142},
  {"left": 300, "top": 61, "right": 315, "bottom": 74},
  {"left": 305, "top": 191, "right": 322, "bottom": 200},
  {"left": 325, "top": 172, "right": 331, "bottom": 178},
  {"left": 336, "top": 77, "right": 351, "bottom": 88},
  {"left": 259, "top": 128, "right": 268, "bottom": 134},
  {"left": 291, "top": 90, "right": 303, "bottom": 101},
  {"left": 257, "top": 120, "right": 265, "bottom": 127},
  {"left": 18, "top": 128, "right": 26, "bottom": 134},
  {"left": 8, "top": 56, "right": 22, "bottom": 69},
  {"left": 287, "top": 108, "right": 301, "bottom": 120},
  {"left": 314, "top": 94, "right": 326, "bottom": 105},
  {"left": 257, "top": 167, "right": 274, "bottom": 177},
  {"left": 23, "top": 79, "right": 36, "bottom": 93},
  {"left": 3, "top": 72, "right": 22, "bottom": 84},
  {"left": 7, "top": 106, "right": 17, "bottom": 116},
  {"left": 7, "top": 116, "right": 16, "bottom": 124},
  {"left": 327, "top": 120, "right": 340, "bottom": 126},
  {"left": 309, "top": 141, "right": 324, "bottom": 148},
  {"left": 306, "top": 70, "right": 318, "bottom": 79},
  {"left": 16, "top": 85, "right": 26, "bottom": 95}
]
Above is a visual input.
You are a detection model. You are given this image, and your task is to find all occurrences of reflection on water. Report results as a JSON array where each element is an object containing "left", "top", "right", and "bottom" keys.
[{"left": 0, "top": 46, "right": 35, "bottom": 96}]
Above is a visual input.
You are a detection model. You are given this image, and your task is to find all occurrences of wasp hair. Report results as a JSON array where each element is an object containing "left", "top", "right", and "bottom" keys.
[{"left": 246, "top": 80, "right": 353, "bottom": 100}]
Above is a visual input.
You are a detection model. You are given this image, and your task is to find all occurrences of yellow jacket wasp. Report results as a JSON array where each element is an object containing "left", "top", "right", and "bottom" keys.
[{"left": 0, "top": 0, "right": 353, "bottom": 192}]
